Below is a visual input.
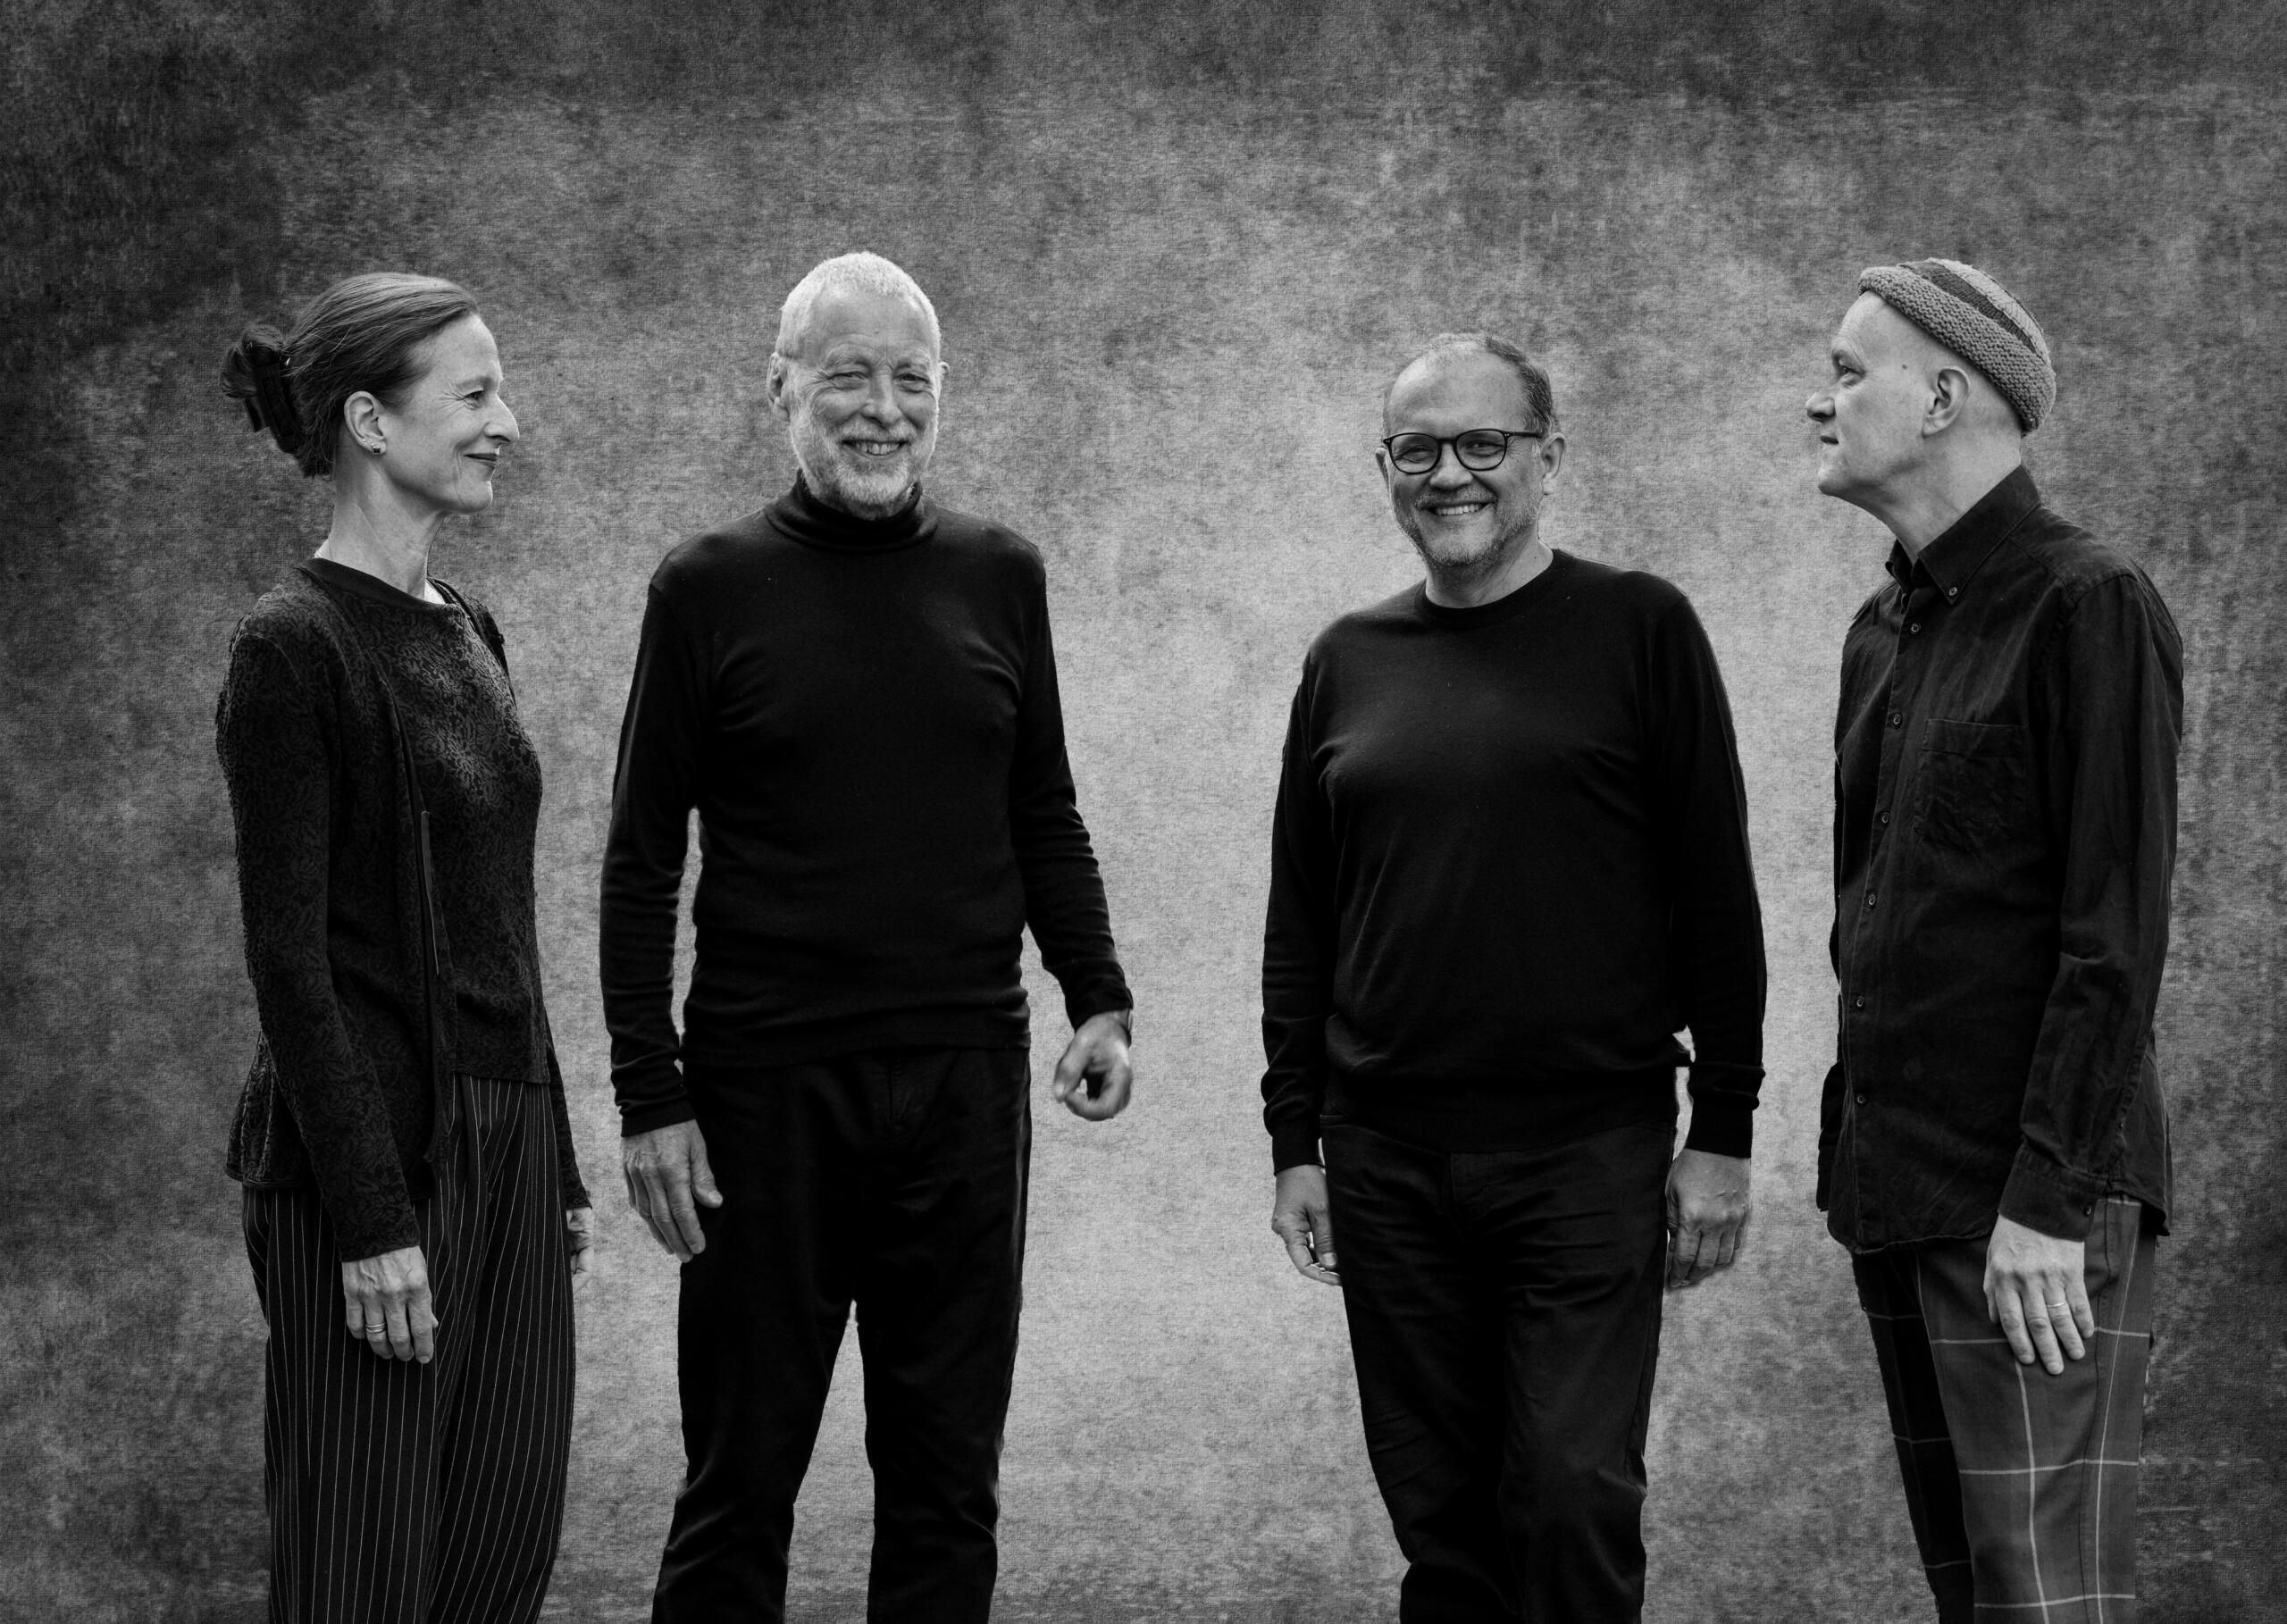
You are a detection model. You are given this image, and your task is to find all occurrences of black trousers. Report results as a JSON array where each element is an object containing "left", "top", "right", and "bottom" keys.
[
  {"left": 1323, "top": 1116, "right": 1674, "bottom": 1624},
  {"left": 654, "top": 1047, "right": 1032, "bottom": 1624},
  {"left": 242, "top": 1075, "right": 574, "bottom": 1624}
]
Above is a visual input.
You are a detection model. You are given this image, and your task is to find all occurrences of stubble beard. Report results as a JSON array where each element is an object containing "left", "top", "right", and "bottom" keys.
[{"left": 1400, "top": 502, "right": 1537, "bottom": 593}]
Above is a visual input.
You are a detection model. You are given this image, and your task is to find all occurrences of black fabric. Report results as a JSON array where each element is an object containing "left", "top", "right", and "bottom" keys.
[
  {"left": 652, "top": 1048, "right": 1031, "bottom": 1624},
  {"left": 1324, "top": 1116, "right": 1674, "bottom": 1624},
  {"left": 216, "top": 562, "right": 586, "bottom": 1261},
  {"left": 1261, "top": 552, "right": 1766, "bottom": 1173},
  {"left": 242, "top": 1074, "right": 574, "bottom": 1624},
  {"left": 599, "top": 479, "right": 1130, "bottom": 1135},
  {"left": 1822, "top": 467, "right": 2180, "bottom": 1249}
]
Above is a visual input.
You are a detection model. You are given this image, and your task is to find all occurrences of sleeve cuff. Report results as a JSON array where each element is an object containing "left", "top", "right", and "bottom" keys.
[
  {"left": 1681, "top": 1096, "right": 1755, "bottom": 1159},
  {"left": 1063, "top": 983, "right": 1134, "bottom": 1030},
  {"left": 620, "top": 1096, "right": 698, "bottom": 1138},
  {"left": 1682, "top": 1066, "right": 1760, "bottom": 1159},
  {"left": 1997, "top": 1145, "right": 2106, "bottom": 1242},
  {"left": 1270, "top": 1120, "right": 1322, "bottom": 1172},
  {"left": 333, "top": 1207, "right": 423, "bottom": 1264}
]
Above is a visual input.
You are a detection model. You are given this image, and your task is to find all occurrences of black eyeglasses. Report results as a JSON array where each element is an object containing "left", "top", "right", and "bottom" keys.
[{"left": 1380, "top": 429, "right": 1544, "bottom": 475}]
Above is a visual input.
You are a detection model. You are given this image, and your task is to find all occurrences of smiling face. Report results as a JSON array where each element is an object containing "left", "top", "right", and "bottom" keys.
[
  {"left": 1805, "top": 293, "right": 1944, "bottom": 507},
  {"left": 769, "top": 286, "right": 943, "bottom": 518},
  {"left": 368, "top": 314, "right": 518, "bottom": 515},
  {"left": 1379, "top": 347, "right": 1562, "bottom": 585}
]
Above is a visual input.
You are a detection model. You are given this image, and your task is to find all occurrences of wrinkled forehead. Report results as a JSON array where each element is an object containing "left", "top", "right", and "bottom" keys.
[
  {"left": 1385, "top": 348, "right": 1531, "bottom": 432},
  {"left": 1834, "top": 291, "right": 1923, "bottom": 362},
  {"left": 788, "top": 286, "right": 941, "bottom": 364}
]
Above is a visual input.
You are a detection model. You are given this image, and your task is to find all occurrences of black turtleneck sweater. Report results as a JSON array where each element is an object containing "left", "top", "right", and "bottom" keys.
[{"left": 599, "top": 481, "right": 1132, "bottom": 1134}]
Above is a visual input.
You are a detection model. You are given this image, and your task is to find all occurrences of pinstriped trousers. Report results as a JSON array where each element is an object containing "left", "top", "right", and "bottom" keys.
[{"left": 242, "top": 1075, "right": 575, "bottom": 1624}]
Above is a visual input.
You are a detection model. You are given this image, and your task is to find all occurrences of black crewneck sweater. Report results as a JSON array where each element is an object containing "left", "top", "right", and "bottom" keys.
[
  {"left": 1261, "top": 551, "right": 1767, "bottom": 1171},
  {"left": 600, "top": 481, "right": 1130, "bottom": 1132}
]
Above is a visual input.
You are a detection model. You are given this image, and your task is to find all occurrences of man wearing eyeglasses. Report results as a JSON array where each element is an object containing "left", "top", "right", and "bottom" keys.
[{"left": 1261, "top": 332, "right": 1766, "bottom": 1621}]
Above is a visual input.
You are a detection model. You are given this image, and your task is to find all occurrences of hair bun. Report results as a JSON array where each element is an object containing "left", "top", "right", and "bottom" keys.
[{"left": 219, "top": 322, "right": 306, "bottom": 458}]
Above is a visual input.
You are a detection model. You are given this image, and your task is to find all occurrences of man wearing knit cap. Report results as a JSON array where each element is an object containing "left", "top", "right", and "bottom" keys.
[{"left": 1808, "top": 259, "right": 2181, "bottom": 1622}]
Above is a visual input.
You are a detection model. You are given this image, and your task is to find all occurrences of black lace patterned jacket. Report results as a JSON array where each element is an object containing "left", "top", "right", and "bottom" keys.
[{"left": 214, "top": 564, "right": 585, "bottom": 1260}]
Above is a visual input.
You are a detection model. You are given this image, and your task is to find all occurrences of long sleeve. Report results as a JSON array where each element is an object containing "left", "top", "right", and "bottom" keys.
[
  {"left": 540, "top": 1011, "right": 591, "bottom": 1209},
  {"left": 1007, "top": 575, "right": 1130, "bottom": 1026},
  {"left": 2000, "top": 573, "right": 2182, "bottom": 1238},
  {"left": 599, "top": 584, "right": 707, "bottom": 1136},
  {"left": 217, "top": 630, "right": 420, "bottom": 1260},
  {"left": 1648, "top": 595, "right": 1769, "bottom": 1159},
  {"left": 1261, "top": 673, "right": 1336, "bottom": 1171}
]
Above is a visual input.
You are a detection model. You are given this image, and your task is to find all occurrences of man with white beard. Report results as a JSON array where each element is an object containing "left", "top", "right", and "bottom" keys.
[{"left": 600, "top": 251, "right": 1135, "bottom": 1624}]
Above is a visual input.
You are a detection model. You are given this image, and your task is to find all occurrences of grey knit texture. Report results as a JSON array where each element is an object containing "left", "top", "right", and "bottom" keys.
[{"left": 1861, "top": 262, "right": 2058, "bottom": 431}]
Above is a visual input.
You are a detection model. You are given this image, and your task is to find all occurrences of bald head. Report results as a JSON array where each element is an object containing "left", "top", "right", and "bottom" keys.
[
  {"left": 1850, "top": 295, "right": 2021, "bottom": 439},
  {"left": 1808, "top": 292, "right": 2032, "bottom": 548}
]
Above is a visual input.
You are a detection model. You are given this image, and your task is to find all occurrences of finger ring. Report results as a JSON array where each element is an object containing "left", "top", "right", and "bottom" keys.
[{"left": 363, "top": 1323, "right": 387, "bottom": 1336}]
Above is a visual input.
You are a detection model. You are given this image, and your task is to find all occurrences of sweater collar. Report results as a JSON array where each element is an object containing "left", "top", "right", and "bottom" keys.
[
  {"left": 767, "top": 474, "right": 939, "bottom": 554},
  {"left": 1412, "top": 548, "right": 1575, "bottom": 629}
]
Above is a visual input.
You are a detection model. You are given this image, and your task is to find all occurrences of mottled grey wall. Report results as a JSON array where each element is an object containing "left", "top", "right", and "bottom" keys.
[{"left": 4, "top": 4, "right": 2283, "bottom": 1620}]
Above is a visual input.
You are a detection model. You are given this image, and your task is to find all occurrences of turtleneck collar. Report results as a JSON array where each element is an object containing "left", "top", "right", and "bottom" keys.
[{"left": 767, "top": 473, "right": 939, "bottom": 554}]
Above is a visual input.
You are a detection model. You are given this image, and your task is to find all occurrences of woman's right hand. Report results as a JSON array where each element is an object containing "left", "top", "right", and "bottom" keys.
[{"left": 340, "top": 1246, "right": 438, "bottom": 1362}]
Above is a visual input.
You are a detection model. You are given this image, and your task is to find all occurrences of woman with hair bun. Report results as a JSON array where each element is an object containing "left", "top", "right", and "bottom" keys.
[{"left": 214, "top": 272, "right": 589, "bottom": 1623}]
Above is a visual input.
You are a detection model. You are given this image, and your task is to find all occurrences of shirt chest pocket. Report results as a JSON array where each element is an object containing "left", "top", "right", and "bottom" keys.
[{"left": 1915, "top": 717, "right": 2031, "bottom": 851}]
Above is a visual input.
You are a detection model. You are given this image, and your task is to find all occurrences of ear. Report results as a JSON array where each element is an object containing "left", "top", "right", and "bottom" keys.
[
  {"left": 764, "top": 353, "right": 793, "bottom": 422},
  {"left": 341, "top": 391, "right": 385, "bottom": 454},
  {"left": 1375, "top": 447, "right": 1395, "bottom": 490},
  {"left": 1924, "top": 364, "right": 1974, "bottom": 437},
  {"left": 1536, "top": 431, "right": 1568, "bottom": 490}
]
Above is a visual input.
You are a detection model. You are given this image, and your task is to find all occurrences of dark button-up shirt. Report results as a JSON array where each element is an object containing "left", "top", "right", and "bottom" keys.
[{"left": 1822, "top": 466, "right": 2180, "bottom": 1251}]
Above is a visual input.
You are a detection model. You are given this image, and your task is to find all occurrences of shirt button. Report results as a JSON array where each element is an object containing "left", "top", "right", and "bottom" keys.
[
  {"left": 1877, "top": 810, "right": 1891, "bottom": 826},
  {"left": 1864, "top": 893, "right": 1877, "bottom": 908},
  {"left": 1852, "top": 996, "right": 1866, "bottom": 1009},
  {"left": 1888, "top": 710, "right": 1904, "bottom": 728},
  {"left": 1907, "top": 623, "right": 1922, "bottom": 634},
  {"left": 1855, "top": 1092, "right": 1868, "bottom": 1106},
  {"left": 1946, "top": 587, "right": 1959, "bottom": 599}
]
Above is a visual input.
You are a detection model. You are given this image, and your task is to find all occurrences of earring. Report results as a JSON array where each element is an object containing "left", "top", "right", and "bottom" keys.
[{"left": 368, "top": 439, "right": 386, "bottom": 455}]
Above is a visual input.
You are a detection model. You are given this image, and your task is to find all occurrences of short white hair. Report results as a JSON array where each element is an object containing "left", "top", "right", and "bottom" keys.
[{"left": 774, "top": 251, "right": 942, "bottom": 362}]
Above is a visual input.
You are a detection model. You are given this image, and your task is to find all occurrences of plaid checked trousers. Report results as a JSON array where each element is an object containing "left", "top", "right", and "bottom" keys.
[{"left": 1853, "top": 1197, "right": 2157, "bottom": 1624}]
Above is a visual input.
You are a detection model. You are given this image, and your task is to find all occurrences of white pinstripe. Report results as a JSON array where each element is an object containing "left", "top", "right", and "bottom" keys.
[{"left": 246, "top": 1076, "right": 573, "bottom": 1623}]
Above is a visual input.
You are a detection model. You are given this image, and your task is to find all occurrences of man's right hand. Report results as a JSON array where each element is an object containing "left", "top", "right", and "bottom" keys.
[
  {"left": 622, "top": 1119, "right": 723, "bottom": 1262},
  {"left": 1271, "top": 1164, "right": 1340, "bottom": 1286}
]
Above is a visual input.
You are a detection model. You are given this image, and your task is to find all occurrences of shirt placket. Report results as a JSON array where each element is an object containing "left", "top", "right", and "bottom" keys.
[{"left": 1842, "top": 569, "right": 1942, "bottom": 1233}]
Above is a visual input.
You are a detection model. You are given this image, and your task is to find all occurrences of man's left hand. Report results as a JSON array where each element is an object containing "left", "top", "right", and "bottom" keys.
[
  {"left": 1983, "top": 1215, "right": 2093, "bottom": 1375},
  {"left": 1665, "top": 1149, "right": 1750, "bottom": 1290},
  {"left": 1050, "top": 1009, "right": 1134, "bottom": 1120}
]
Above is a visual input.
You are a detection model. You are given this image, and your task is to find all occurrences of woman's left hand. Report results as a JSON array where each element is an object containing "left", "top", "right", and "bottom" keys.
[{"left": 565, "top": 1206, "right": 597, "bottom": 1289}]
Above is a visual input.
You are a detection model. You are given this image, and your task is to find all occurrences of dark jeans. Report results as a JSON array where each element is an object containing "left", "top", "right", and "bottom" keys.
[
  {"left": 652, "top": 1047, "right": 1032, "bottom": 1624},
  {"left": 1324, "top": 1117, "right": 1674, "bottom": 1624}
]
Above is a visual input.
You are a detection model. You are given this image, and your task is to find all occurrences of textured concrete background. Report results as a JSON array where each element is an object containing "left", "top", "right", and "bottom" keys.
[{"left": 4, "top": 4, "right": 2283, "bottom": 1620}]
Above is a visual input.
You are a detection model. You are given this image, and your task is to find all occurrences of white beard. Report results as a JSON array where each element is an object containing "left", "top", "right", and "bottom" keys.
[{"left": 788, "top": 399, "right": 933, "bottom": 517}]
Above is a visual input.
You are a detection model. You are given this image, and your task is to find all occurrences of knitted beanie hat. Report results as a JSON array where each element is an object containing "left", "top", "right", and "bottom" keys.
[{"left": 1859, "top": 258, "right": 2057, "bottom": 432}]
